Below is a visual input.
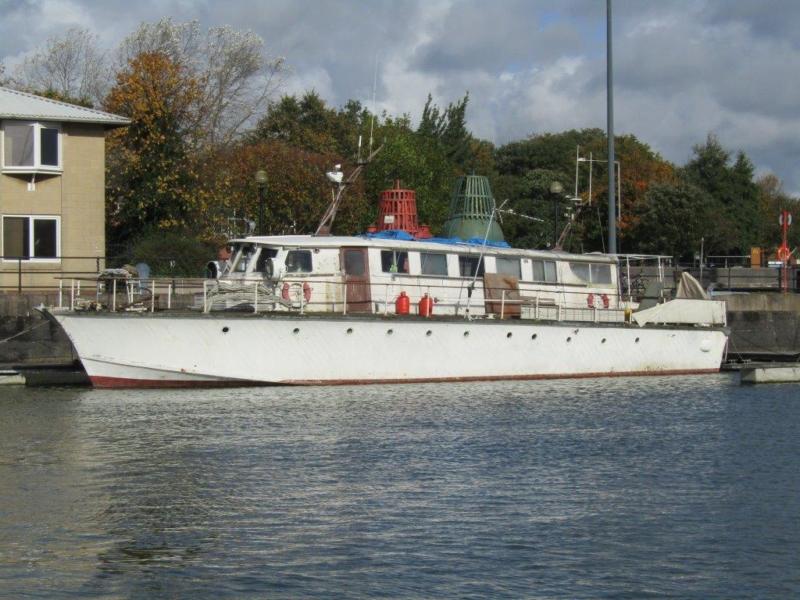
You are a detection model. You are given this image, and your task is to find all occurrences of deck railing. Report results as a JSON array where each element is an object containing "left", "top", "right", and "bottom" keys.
[{"left": 56, "top": 274, "right": 631, "bottom": 326}]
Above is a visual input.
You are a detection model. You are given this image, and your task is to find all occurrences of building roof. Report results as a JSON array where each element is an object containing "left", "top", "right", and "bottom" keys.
[{"left": 0, "top": 86, "right": 130, "bottom": 126}]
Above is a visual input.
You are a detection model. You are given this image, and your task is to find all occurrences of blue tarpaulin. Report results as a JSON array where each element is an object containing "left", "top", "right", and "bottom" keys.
[{"left": 362, "top": 231, "right": 511, "bottom": 248}]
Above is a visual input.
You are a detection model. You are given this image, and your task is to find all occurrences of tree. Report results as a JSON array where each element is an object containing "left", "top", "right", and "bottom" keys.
[
  {"left": 199, "top": 140, "right": 371, "bottom": 240},
  {"left": 104, "top": 52, "right": 204, "bottom": 243},
  {"left": 628, "top": 182, "right": 728, "bottom": 260},
  {"left": 12, "top": 27, "right": 108, "bottom": 106},
  {"left": 417, "top": 93, "right": 474, "bottom": 168},
  {"left": 117, "top": 19, "right": 286, "bottom": 148},
  {"left": 682, "top": 134, "right": 760, "bottom": 253}
]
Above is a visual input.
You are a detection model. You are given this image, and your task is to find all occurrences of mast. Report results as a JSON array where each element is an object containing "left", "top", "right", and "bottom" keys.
[{"left": 607, "top": 0, "right": 617, "bottom": 254}]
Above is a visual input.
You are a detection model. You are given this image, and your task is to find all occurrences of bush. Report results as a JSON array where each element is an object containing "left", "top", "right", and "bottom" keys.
[{"left": 130, "top": 230, "right": 217, "bottom": 277}]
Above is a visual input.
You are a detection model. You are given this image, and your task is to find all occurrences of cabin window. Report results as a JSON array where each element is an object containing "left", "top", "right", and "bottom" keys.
[
  {"left": 344, "top": 249, "right": 366, "bottom": 276},
  {"left": 531, "top": 259, "right": 557, "bottom": 283},
  {"left": 285, "top": 250, "right": 312, "bottom": 273},
  {"left": 569, "top": 262, "right": 612, "bottom": 284},
  {"left": 459, "top": 255, "right": 485, "bottom": 278},
  {"left": 381, "top": 250, "right": 409, "bottom": 273},
  {"left": 2, "top": 215, "right": 59, "bottom": 260},
  {"left": 254, "top": 247, "right": 278, "bottom": 273},
  {"left": 420, "top": 252, "right": 448, "bottom": 276},
  {"left": 495, "top": 257, "right": 521, "bottom": 279},
  {"left": 590, "top": 263, "right": 612, "bottom": 284},
  {"left": 569, "top": 262, "right": 590, "bottom": 283},
  {"left": 2, "top": 121, "right": 61, "bottom": 171}
]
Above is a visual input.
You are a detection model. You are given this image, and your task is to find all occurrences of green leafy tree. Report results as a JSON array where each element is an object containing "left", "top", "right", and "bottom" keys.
[
  {"left": 682, "top": 134, "right": 760, "bottom": 253},
  {"left": 628, "top": 182, "right": 730, "bottom": 260}
]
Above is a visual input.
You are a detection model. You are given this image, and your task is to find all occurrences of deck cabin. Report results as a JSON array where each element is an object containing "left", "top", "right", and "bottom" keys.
[{"left": 212, "top": 234, "right": 620, "bottom": 320}]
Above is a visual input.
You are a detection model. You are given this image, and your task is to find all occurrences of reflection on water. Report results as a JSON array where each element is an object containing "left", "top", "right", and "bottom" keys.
[{"left": 1, "top": 375, "right": 799, "bottom": 598}]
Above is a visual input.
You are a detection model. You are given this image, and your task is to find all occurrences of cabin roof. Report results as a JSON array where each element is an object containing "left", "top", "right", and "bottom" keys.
[{"left": 228, "top": 234, "right": 618, "bottom": 264}]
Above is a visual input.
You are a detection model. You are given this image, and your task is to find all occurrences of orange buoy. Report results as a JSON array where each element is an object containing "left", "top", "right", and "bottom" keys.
[
  {"left": 395, "top": 291, "right": 410, "bottom": 315},
  {"left": 419, "top": 293, "right": 434, "bottom": 317},
  {"left": 587, "top": 293, "right": 595, "bottom": 308}
]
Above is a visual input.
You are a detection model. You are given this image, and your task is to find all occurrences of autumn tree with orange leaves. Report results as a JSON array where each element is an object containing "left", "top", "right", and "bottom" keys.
[{"left": 104, "top": 52, "right": 204, "bottom": 243}]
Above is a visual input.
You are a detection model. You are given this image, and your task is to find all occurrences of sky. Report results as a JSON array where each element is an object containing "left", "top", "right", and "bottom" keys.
[{"left": 2, "top": 0, "right": 800, "bottom": 192}]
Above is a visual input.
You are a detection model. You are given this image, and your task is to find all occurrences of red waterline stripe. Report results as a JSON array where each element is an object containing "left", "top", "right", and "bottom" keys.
[{"left": 90, "top": 368, "right": 720, "bottom": 389}]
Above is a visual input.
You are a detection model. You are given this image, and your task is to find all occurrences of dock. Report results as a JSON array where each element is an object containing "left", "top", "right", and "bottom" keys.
[{"left": 739, "top": 363, "right": 800, "bottom": 384}]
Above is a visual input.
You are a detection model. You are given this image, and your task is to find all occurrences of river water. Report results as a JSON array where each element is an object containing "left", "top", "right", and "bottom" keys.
[{"left": 0, "top": 374, "right": 798, "bottom": 599}]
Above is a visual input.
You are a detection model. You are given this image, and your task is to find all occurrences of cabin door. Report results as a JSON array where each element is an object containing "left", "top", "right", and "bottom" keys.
[{"left": 341, "top": 247, "right": 372, "bottom": 313}]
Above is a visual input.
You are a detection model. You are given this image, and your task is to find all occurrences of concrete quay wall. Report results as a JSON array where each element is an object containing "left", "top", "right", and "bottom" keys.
[{"left": 0, "top": 293, "right": 76, "bottom": 366}]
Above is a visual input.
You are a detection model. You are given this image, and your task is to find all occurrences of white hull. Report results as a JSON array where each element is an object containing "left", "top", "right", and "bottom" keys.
[{"left": 50, "top": 312, "right": 728, "bottom": 388}]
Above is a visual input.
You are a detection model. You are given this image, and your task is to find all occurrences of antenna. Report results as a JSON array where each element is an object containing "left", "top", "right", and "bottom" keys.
[{"left": 368, "top": 55, "right": 378, "bottom": 156}]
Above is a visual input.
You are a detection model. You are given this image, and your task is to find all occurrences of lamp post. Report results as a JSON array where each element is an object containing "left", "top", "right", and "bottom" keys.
[
  {"left": 254, "top": 169, "right": 268, "bottom": 236},
  {"left": 549, "top": 181, "right": 564, "bottom": 247}
]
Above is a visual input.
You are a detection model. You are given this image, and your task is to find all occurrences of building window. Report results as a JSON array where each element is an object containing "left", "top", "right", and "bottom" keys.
[
  {"left": 495, "top": 257, "right": 521, "bottom": 278},
  {"left": 420, "top": 252, "right": 448, "bottom": 276},
  {"left": 2, "top": 122, "right": 62, "bottom": 172},
  {"left": 381, "top": 250, "right": 409, "bottom": 273},
  {"left": 2, "top": 215, "right": 60, "bottom": 260},
  {"left": 459, "top": 255, "right": 485, "bottom": 278}
]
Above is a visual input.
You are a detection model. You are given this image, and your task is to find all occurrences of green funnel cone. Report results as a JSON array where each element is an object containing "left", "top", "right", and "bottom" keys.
[{"left": 442, "top": 175, "right": 505, "bottom": 242}]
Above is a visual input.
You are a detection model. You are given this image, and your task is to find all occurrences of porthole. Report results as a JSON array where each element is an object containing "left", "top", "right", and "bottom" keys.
[
  {"left": 601, "top": 338, "right": 607, "bottom": 344},
  {"left": 506, "top": 332, "right": 513, "bottom": 339},
  {"left": 426, "top": 330, "right": 433, "bottom": 337},
  {"left": 566, "top": 337, "right": 572, "bottom": 343},
  {"left": 292, "top": 328, "right": 300, "bottom": 334},
  {"left": 635, "top": 337, "right": 640, "bottom": 343},
  {"left": 387, "top": 329, "right": 394, "bottom": 335},
  {"left": 222, "top": 326, "right": 229, "bottom": 333},
  {"left": 531, "top": 333, "right": 538, "bottom": 340},
  {"left": 346, "top": 328, "right": 354, "bottom": 334},
  {"left": 464, "top": 331, "right": 470, "bottom": 337}
]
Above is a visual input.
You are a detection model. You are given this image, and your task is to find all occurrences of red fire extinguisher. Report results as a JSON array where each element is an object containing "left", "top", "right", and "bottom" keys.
[
  {"left": 395, "top": 291, "right": 410, "bottom": 315},
  {"left": 418, "top": 293, "right": 434, "bottom": 317}
]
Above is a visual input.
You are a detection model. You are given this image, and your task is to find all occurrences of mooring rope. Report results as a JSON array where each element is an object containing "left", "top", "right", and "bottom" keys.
[{"left": 0, "top": 320, "right": 50, "bottom": 345}]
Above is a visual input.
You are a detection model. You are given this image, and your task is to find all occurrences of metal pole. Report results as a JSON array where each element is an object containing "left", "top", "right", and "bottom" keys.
[
  {"left": 258, "top": 186, "right": 266, "bottom": 236},
  {"left": 574, "top": 145, "right": 580, "bottom": 199},
  {"left": 553, "top": 195, "right": 558, "bottom": 247},
  {"left": 607, "top": 0, "right": 617, "bottom": 254}
]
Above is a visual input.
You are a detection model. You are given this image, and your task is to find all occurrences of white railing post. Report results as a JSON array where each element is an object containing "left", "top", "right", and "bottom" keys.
[
  {"left": 202, "top": 280, "right": 208, "bottom": 313},
  {"left": 534, "top": 296, "right": 539, "bottom": 320},
  {"left": 151, "top": 280, "right": 156, "bottom": 312},
  {"left": 59, "top": 280, "right": 63, "bottom": 309},
  {"left": 254, "top": 281, "right": 259, "bottom": 314},
  {"left": 70, "top": 280, "right": 75, "bottom": 311},
  {"left": 343, "top": 282, "right": 347, "bottom": 315},
  {"left": 167, "top": 284, "right": 172, "bottom": 309},
  {"left": 557, "top": 303, "right": 561, "bottom": 321},
  {"left": 112, "top": 278, "right": 117, "bottom": 312},
  {"left": 500, "top": 290, "right": 506, "bottom": 320}
]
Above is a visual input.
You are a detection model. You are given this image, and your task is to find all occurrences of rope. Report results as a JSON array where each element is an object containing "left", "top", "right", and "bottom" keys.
[{"left": 0, "top": 320, "right": 50, "bottom": 345}]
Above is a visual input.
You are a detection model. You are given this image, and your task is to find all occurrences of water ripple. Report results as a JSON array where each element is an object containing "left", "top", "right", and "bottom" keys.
[{"left": 1, "top": 374, "right": 799, "bottom": 598}]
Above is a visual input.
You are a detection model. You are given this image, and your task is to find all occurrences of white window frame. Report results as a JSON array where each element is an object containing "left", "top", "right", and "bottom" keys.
[
  {"left": 1, "top": 215, "right": 61, "bottom": 263},
  {"left": 1, "top": 120, "right": 63, "bottom": 174}
]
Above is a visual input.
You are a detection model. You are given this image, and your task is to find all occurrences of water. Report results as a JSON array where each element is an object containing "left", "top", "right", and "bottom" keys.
[{"left": 0, "top": 374, "right": 798, "bottom": 599}]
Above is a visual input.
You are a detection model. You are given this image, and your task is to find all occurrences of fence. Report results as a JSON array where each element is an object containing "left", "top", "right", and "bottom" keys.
[{"left": 0, "top": 254, "right": 206, "bottom": 294}]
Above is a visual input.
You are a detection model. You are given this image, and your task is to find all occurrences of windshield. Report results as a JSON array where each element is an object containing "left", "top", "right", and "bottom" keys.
[{"left": 231, "top": 244, "right": 256, "bottom": 273}]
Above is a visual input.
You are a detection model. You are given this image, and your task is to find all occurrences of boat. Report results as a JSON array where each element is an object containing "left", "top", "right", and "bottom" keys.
[{"left": 43, "top": 176, "right": 728, "bottom": 388}]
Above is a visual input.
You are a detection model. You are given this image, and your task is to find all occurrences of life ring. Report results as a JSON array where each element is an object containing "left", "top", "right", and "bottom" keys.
[
  {"left": 303, "top": 282, "right": 312, "bottom": 302},
  {"left": 601, "top": 293, "right": 610, "bottom": 309},
  {"left": 587, "top": 293, "right": 595, "bottom": 308}
]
